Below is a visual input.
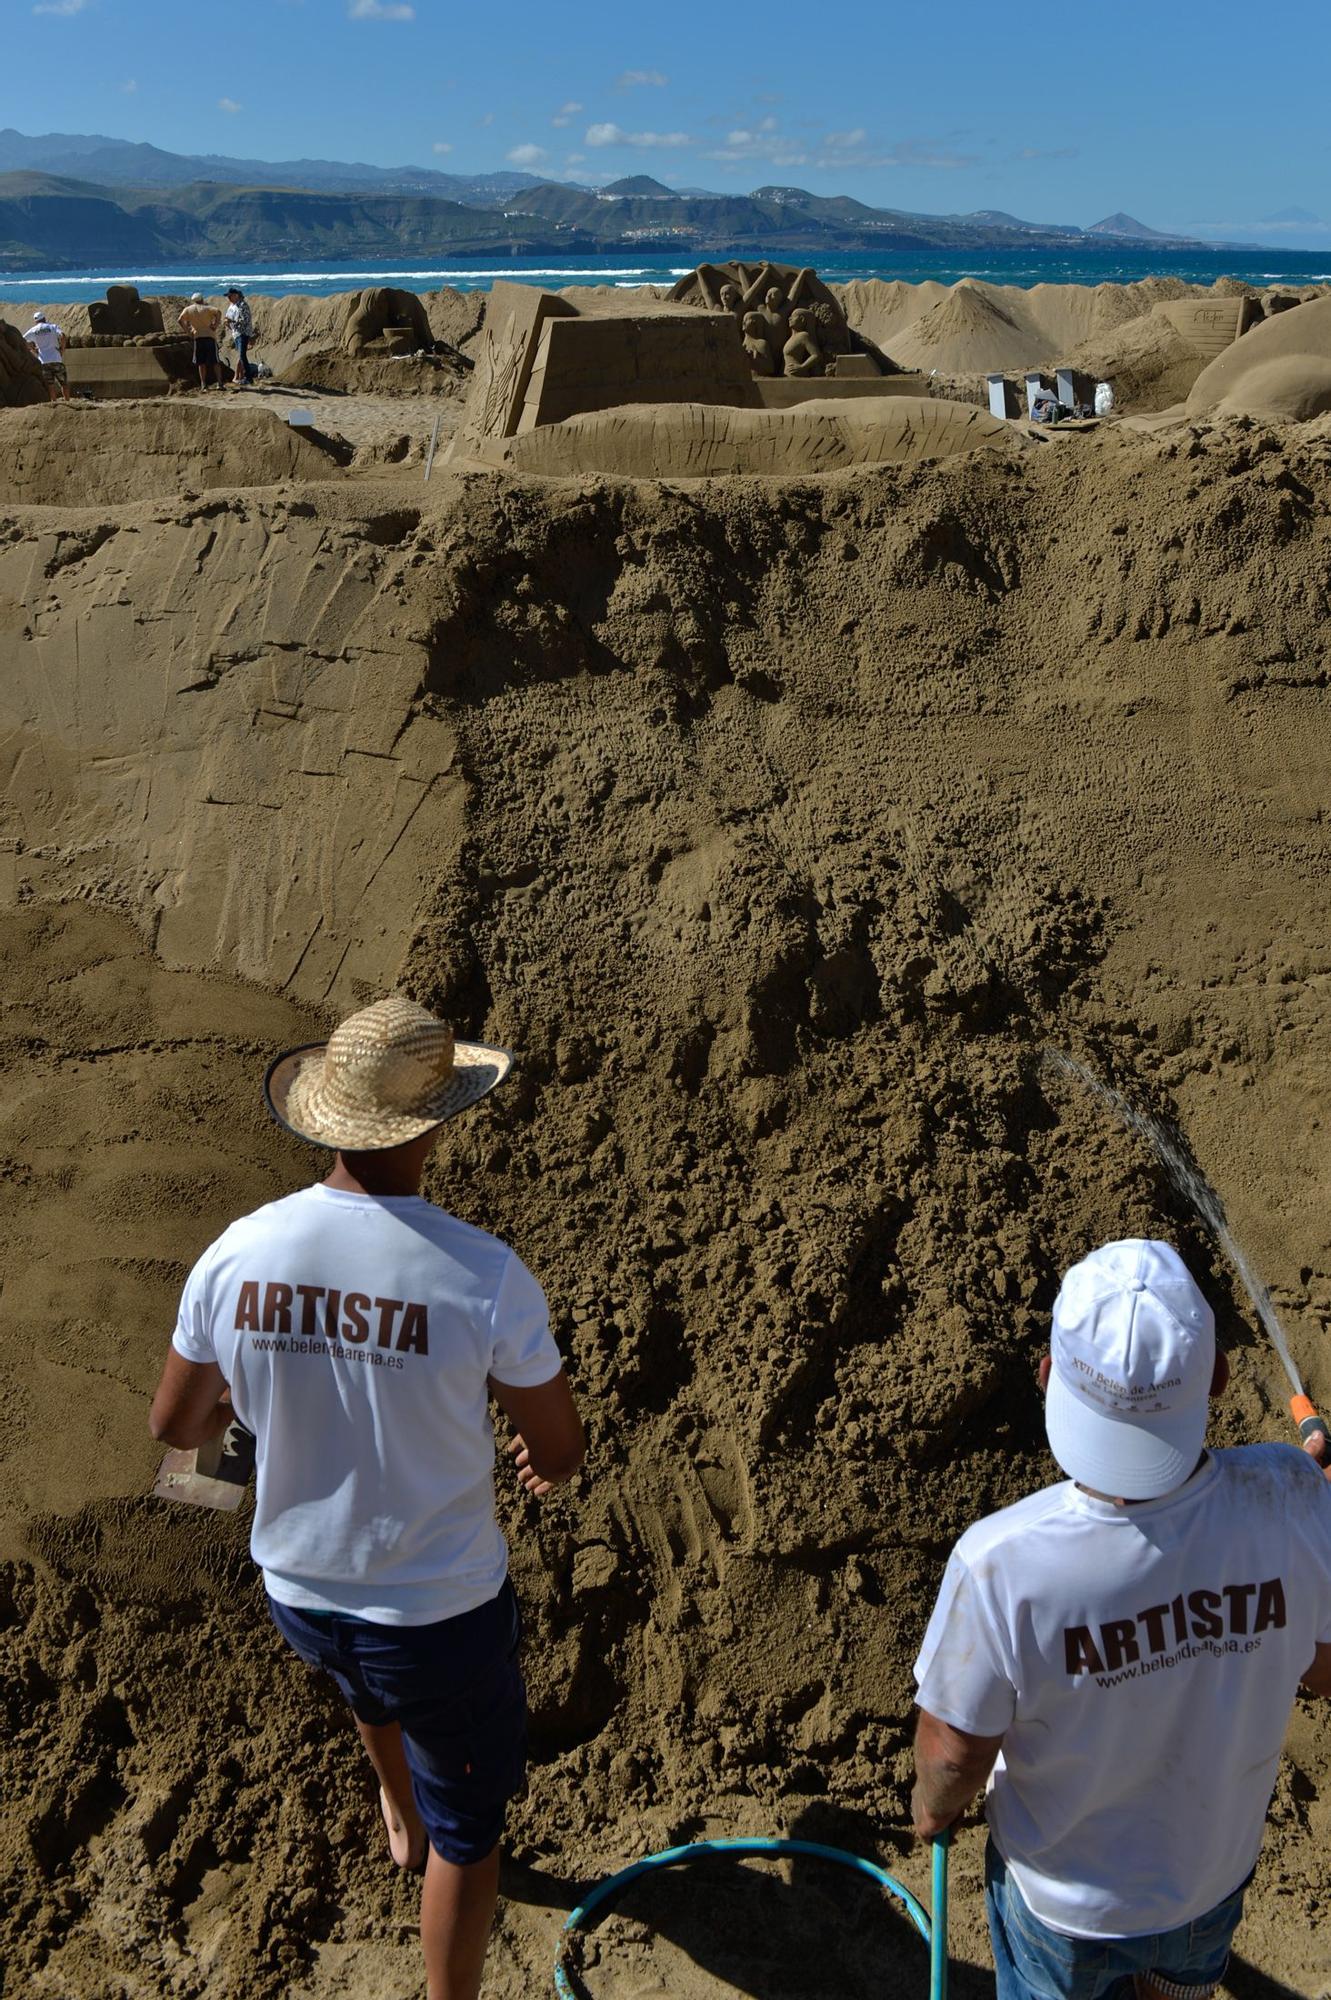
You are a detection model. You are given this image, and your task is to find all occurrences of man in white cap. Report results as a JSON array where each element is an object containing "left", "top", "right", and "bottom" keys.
[
  {"left": 149, "top": 996, "right": 585, "bottom": 2000},
  {"left": 23, "top": 310, "right": 70, "bottom": 404},
  {"left": 911, "top": 1238, "right": 1331, "bottom": 2000},
  {"left": 178, "top": 292, "right": 223, "bottom": 390}
]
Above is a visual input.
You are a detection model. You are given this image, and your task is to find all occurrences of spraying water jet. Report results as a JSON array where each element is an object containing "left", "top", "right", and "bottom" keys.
[{"left": 1042, "top": 1049, "right": 1325, "bottom": 1450}]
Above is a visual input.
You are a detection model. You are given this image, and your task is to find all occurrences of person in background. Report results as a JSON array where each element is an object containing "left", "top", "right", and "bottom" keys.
[
  {"left": 149, "top": 996, "right": 586, "bottom": 2000},
  {"left": 912, "top": 1238, "right": 1331, "bottom": 2000},
  {"left": 24, "top": 311, "right": 70, "bottom": 404},
  {"left": 179, "top": 292, "right": 223, "bottom": 390},
  {"left": 224, "top": 286, "right": 254, "bottom": 386}
]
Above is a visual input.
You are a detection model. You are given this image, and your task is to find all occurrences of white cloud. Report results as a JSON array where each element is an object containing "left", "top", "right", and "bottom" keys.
[
  {"left": 585, "top": 122, "right": 689, "bottom": 150},
  {"left": 565, "top": 152, "right": 587, "bottom": 166},
  {"left": 121, "top": 77, "right": 138, "bottom": 93},
  {"left": 348, "top": 0, "right": 414, "bottom": 17},
  {"left": 617, "top": 68, "right": 667, "bottom": 87},
  {"left": 507, "top": 143, "right": 549, "bottom": 167},
  {"left": 478, "top": 111, "right": 495, "bottom": 127},
  {"left": 704, "top": 128, "right": 807, "bottom": 168},
  {"left": 218, "top": 97, "right": 242, "bottom": 113},
  {"left": 431, "top": 140, "right": 453, "bottom": 154},
  {"left": 33, "top": 0, "right": 89, "bottom": 14},
  {"left": 552, "top": 100, "right": 583, "bottom": 127},
  {"left": 824, "top": 127, "right": 867, "bottom": 149}
]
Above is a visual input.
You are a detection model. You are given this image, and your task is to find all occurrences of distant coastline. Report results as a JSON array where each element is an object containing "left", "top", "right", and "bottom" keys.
[{"left": 4, "top": 247, "right": 1329, "bottom": 303}]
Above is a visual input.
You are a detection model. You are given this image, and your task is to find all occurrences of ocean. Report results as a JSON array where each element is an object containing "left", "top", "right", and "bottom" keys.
[{"left": 4, "top": 246, "right": 1329, "bottom": 301}]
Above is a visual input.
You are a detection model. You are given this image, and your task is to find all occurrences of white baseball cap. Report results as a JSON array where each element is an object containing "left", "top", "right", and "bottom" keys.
[{"left": 1045, "top": 1239, "right": 1215, "bottom": 1499}]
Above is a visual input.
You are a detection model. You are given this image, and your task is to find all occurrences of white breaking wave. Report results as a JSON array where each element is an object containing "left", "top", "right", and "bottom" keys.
[{"left": 13, "top": 266, "right": 674, "bottom": 287}]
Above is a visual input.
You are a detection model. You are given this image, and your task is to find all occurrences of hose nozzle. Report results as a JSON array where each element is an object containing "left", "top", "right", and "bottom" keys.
[{"left": 1291, "top": 1393, "right": 1327, "bottom": 1447}]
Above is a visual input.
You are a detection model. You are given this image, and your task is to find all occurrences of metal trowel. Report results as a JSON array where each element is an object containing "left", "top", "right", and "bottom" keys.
[{"left": 152, "top": 1419, "right": 256, "bottom": 1511}]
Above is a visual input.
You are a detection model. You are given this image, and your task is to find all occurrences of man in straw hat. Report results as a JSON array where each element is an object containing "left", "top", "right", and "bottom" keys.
[
  {"left": 910, "top": 1239, "right": 1331, "bottom": 2000},
  {"left": 150, "top": 995, "right": 584, "bottom": 2000}
]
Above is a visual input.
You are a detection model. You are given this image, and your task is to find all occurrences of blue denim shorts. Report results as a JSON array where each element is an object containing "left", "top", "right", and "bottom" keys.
[
  {"left": 268, "top": 1580, "right": 526, "bottom": 1866},
  {"left": 985, "top": 1841, "right": 1248, "bottom": 2000}
]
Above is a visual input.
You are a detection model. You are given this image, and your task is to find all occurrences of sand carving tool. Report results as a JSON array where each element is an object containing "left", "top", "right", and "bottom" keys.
[{"left": 151, "top": 1418, "right": 256, "bottom": 1511}]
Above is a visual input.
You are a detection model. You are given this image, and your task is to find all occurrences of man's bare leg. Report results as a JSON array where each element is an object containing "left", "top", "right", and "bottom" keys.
[
  {"left": 354, "top": 1716, "right": 427, "bottom": 1869},
  {"left": 421, "top": 1842, "right": 500, "bottom": 2000}
]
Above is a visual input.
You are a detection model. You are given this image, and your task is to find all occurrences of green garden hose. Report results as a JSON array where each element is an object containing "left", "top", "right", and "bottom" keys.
[{"left": 554, "top": 1828, "right": 950, "bottom": 1998}]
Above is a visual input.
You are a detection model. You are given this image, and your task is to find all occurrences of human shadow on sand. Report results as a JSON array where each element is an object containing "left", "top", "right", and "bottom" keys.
[{"left": 502, "top": 1804, "right": 987, "bottom": 2000}]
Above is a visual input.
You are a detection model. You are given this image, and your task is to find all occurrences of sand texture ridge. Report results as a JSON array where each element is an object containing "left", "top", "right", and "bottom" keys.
[{"left": 2, "top": 355, "right": 1331, "bottom": 1996}]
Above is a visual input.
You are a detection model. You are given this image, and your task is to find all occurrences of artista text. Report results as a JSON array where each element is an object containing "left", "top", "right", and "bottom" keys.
[
  {"left": 1064, "top": 1578, "right": 1287, "bottom": 1676},
  {"left": 235, "top": 1280, "right": 429, "bottom": 1355}
]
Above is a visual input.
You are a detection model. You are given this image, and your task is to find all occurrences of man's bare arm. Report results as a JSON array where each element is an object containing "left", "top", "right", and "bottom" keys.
[
  {"left": 489, "top": 1371, "right": 585, "bottom": 1495},
  {"left": 1301, "top": 1641, "right": 1331, "bottom": 1698},
  {"left": 912, "top": 1707, "right": 1004, "bottom": 1839},
  {"left": 149, "top": 1347, "right": 231, "bottom": 1449}
]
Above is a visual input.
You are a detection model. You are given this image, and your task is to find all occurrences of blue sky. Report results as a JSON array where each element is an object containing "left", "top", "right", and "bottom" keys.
[{"left": 8, "top": 0, "right": 1331, "bottom": 245}]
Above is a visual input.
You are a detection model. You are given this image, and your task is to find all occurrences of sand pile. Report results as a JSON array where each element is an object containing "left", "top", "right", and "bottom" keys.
[
  {"left": 2, "top": 412, "right": 1331, "bottom": 1997},
  {"left": 0, "top": 401, "right": 353, "bottom": 505}
]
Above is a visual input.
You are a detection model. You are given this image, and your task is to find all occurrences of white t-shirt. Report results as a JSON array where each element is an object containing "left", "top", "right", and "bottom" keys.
[
  {"left": 915, "top": 1445, "right": 1331, "bottom": 1938},
  {"left": 173, "top": 1184, "right": 563, "bottom": 1624},
  {"left": 26, "top": 322, "right": 62, "bottom": 364}
]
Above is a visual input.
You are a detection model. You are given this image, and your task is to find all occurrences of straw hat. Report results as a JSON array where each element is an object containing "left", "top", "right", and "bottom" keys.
[{"left": 265, "top": 996, "right": 512, "bottom": 1151}]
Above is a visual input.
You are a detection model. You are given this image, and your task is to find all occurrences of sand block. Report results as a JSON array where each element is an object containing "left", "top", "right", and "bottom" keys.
[
  {"left": 1155, "top": 297, "right": 1259, "bottom": 359},
  {"left": 455, "top": 280, "right": 578, "bottom": 446},
  {"left": 473, "top": 395, "right": 1019, "bottom": 479},
  {"left": 828, "top": 354, "right": 881, "bottom": 378},
  {"left": 65, "top": 344, "right": 188, "bottom": 399},
  {"left": 518, "top": 312, "right": 759, "bottom": 430}
]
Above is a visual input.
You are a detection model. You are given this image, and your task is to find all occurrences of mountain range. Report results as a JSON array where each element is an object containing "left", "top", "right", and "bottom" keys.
[{"left": 0, "top": 127, "right": 1254, "bottom": 270}]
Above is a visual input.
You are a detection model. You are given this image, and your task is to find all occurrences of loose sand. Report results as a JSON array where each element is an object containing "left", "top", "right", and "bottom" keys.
[{"left": 1, "top": 331, "right": 1330, "bottom": 1999}]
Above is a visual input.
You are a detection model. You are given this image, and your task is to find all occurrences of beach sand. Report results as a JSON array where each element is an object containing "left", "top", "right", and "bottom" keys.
[{"left": 0, "top": 287, "right": 1329, "bottom": 1997}]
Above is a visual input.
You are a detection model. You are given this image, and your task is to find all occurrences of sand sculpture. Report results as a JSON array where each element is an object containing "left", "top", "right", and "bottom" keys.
[
  {"left": 1186, "top": 292, "right": 1331, "bottom": 418},
  {"left": 669, "top": 260, "right": 853, "bottom": 360},
  {"left": 338, "top": 285, "right": 436, "bottom": 357},
  {"left": 0, "top": 319, "right": 45, "bottom": 407},
  {"left": 1153, "top": 294, "right": 1261, "bottom": 359},
  {"left": 451, "top": 270, "right": 921, "bottom": 470},
  {"left": 87, "top": 284, "right": 164, "bottom": 338},
  {"left": 470, "top": 395, "right": 1019, "bottom": 479},
  {"left": 741, "top": 311, "right": 776, "bottom": 376}
]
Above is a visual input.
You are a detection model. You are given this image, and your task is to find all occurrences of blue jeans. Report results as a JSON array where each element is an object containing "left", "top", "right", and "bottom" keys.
[
  {"left": 986, "top": 1841, "right": 1247, "bottom": 2000},
  {"left": 233, "top": 333, "right": 252, "bottom": 382}
]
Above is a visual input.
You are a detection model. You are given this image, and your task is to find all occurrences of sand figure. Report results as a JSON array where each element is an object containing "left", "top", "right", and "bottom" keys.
[
  {"left": 782, "top": 308, "right": 824, "bottom": 378},
  {"left": 757, "top": 287, "right": 790, "bottom": 368},
  {"left": 741, "top": 311, "right": 777, "bottom": 376},
  {"left": 23, "top": 312, "right": 70, "bottom": 404},
  {"left": 149, "top": 996, "right": 585, "bottom": 2000},
  {"left": 914, "top": 1238, "right": 1331, "bottom": 1997},
  {"left": 718, "top": 283, "right": 745, "bottom": 325},
  {"left": 179, "top": 293, "right": 223, "bottom": 391},
  {"left": 88, "top": 284, "right": 163, "bottom": 339},
  {"left": 341, "top": 285, "right": 436, "bottom": 358}
]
